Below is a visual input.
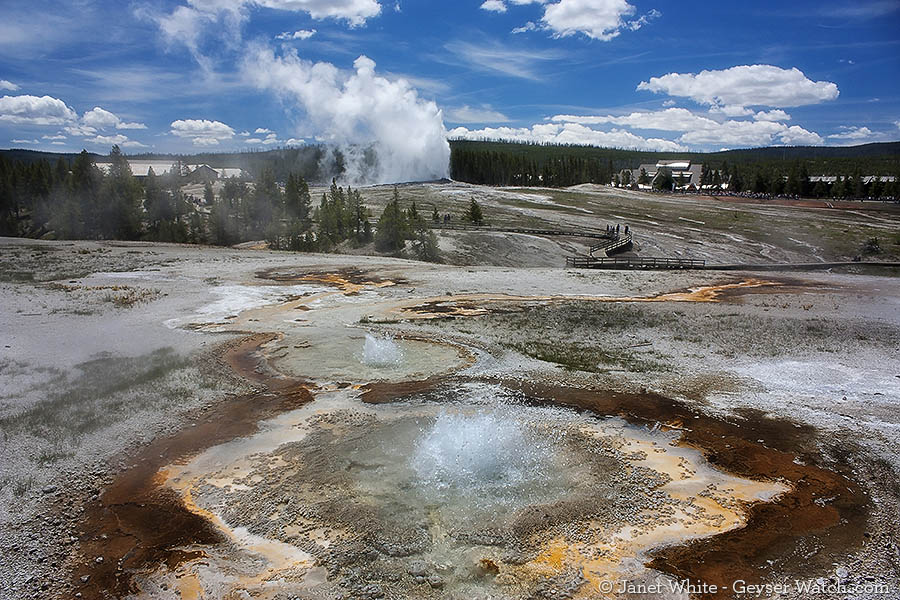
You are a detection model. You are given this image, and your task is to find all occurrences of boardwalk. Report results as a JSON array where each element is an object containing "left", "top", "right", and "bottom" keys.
[
  {"left": 566, "top": 256, "right": 705, "bottom": 270},
  {"left": 429, "top": 223, "right": 617, "bottom": 240}
]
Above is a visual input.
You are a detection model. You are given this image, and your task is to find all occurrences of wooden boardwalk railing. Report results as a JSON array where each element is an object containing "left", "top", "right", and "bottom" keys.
[
  {"left": 590, "top": 233, "right": 632, "bottom": 256},
  {"left": 429, "top": 223, "right": 617, "bottom": 240},
  {"left": 566, "top": 256, "right": 706, "bottom": 270}
]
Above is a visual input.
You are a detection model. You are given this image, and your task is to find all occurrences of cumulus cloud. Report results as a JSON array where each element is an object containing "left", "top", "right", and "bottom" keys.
[
  {"left": 42, "top": 134, "right": 67, "bottom": 140},
  {"left": 170, "top": 118, "right": 236, "bottom": 146},
  {"left": 480, "top": 0, "right": 507, "bottom": 12},
  {"left": 827, "top": 126, "right": 881, "bottom": 143},
  {"left": 0, "top": 94, "right": 77, "bottom": 125},
  {"left": 638, "top": 65, "right": 839, "bottom": 109},
  {"left": 257, "top": 0, "right": 381, "bottom": 25},
  {"left": 778, "top": 126, "right": 825, "bottom": 146},
  {"left": 708, "top": 105, "right": 754, "bottom": 117},
  {"left": 275, "top": 29, "right": 316, "bottom": 40},
  {"left": 499, "top": 0, "right": 657, "bottom": 39},
  {"left": 64, "top": 124, "right": 98, "bottom": 136},
  {"left": 84, "top": 133, "right": 148, "bottom": 148},
  {"left": 449, "top": 122, "right": 687, "bottom": 152},
  {"left": 243, "top": 46, "right": 449, "bottom": 182},
  {"left": 0, "top": 80, "right": 19, "bottom": 91},
  {"left": 542, "top": 0, "right": 655, "bottom": 40},
  {"left": 754, "top": 109, "right": 791, "bottom": 122},
  {"left": 444, "top": 105, "right": 511, "bottom": 124},
  {"left": 82, "top": 106, "right": 147, "bottom": 130},
  {"left": 246, "top": 132, "right": 281, "bottom": 145},
  {"left": 550, "top": 108, "right": 823, "bottom": 147}
]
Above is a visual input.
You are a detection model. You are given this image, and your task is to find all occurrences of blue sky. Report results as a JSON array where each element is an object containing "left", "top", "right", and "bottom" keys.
[{"left": 1, "top": 0, "right": 899, "bottom": 165}]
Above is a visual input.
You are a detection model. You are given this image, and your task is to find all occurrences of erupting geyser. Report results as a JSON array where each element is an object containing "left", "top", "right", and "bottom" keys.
[
  {"left": 361, "top": 332, "right": 404, "bottom": 367},
  {"left": 411, "top": 404, "right": 571, "bottom": 521},
  {"left": 153, "top": 382, "right": 788, "bottom": 599}
]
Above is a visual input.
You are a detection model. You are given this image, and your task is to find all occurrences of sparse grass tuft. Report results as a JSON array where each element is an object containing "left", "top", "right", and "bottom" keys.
[{"left": 0, "top": 348, "right": 189, "bottom": 442}]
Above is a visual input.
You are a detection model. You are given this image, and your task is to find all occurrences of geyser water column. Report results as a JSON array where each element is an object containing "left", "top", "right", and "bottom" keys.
[
  {"left": 410, "top": 404, "right": 571, "bottom": 525},
  {"left": 361, "top": 332, "right": 404, "bottom": 367}
]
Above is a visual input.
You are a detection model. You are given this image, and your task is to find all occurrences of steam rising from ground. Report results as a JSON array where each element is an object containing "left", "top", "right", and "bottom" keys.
[
  {"left": 243, "top": 46, "right": 450, "bottom": 184},
  {"left": 149, "top": 1, "right": 450, "bottom": 184}
]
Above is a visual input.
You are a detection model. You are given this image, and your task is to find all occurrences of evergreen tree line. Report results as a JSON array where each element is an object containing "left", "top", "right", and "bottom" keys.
[
  {"left": 449, "top": 140, "right": 900, "bottom": 198},
  {"left": 622, "top": 161, "right": 900, "bottom": 199},
  {"left": 451, "top": 147, "right": 615, "bottom": 187},
  {"left": 0, "top": 147, "right": 163, "bottom": 240},
  {"left": 0, "top": 147, "right": 443, "bottom": 262}
]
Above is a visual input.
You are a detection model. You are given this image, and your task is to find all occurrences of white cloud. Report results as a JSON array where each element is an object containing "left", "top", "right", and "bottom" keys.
[
  {"left": 82, "top": 107, "right": 120, "bottom": 129},
  {"left": 254, "top": 127, "right": 273, "bottom": 134},
  {"left": 445, "top": 105, "right": 511, "bottom": 124},
  {"left": 64, "top": 124, "right": 98, "bottom": 136},
  {"left": 662, "top": 99, "right": 675, "bottom": 107},
  {"left": 449, "top": 122, "right": 687, "bottom": 152},
  {"left": 443, "top": 40, "right": 563, "bottom": 80},
  {"left": 512, "top": 21, "right": 538, "bottom": 33},
  {"left": 551, "top": 108, "right": 823, "bottom": 147},
  {"left": 242, "top": 46, "right": 449, "bottom": 183},
  {"left": 638, "top": 65, "right": 839, "bottom": 109},
  {"left": 256, "top": 0, "right": 380, "bottom": 25},
  {"left": 779, "top": 126, "right": 824, "bottom": 146},
  {"left": 754, "top": 109, "right": 791, "bottom": 122},
  {"left": 11, "top": 138, "right": 39, "bottom": 144},
  {"left": 827, "top": 126, "right": 880, "bottom": 143},
  {"left": 42, "top": 134, "right": 66, "bottom": 140},
  {"left": 246, "top": 131, "right": 282, "bottom": 145},
  {"left": 275, "top": 28, "right": 316, "bottom": 40},
  {"left": 152, "top": 0, "right": 381, "bottom": 54},
  {"left": 625, "top": 7, "right": 660, "bottom": 30},
  {"left": 541, "top": 0, "right": 652, "bottom": 40},
  {"left": 709, "top": 104, "right": 754, "bottom": 117},
  {"left": 285, "top": 138, "right": 306, "bottom": 145},
  {"left": 84, "top": 133, "right": 148, "bottom": 148},
  {"left": 170, "top": 118, "right": 236, "bottom": 146},
  {"left": 82, "top": 106, "right": 147, "bottom": 130},
  {"left": 481, "top": 0, "right": 507, "bottom": 12},
  {"left": 0, "top": 94, "right": 77, "bottom": 125},
  {"left": 894, "top": 120, "right": 900, "bottom": 130},
  {"left": 0, "top": 80, "right": 19, "bottom": 91}
]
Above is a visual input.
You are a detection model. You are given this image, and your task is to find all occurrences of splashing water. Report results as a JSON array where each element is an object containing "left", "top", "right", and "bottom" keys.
[
  {"left": 361, "top": 332, "right": 404, "bottom": 367},
  {"left": 413, "top": 408, "right": 551, "bottom": 495}
]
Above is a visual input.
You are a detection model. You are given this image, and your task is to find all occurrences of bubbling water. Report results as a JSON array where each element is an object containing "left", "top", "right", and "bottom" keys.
[
  {"left": 412, "top": 408, "right": 553, "bottom": 496},
  {"left": 361, "top": 332, "right": 404, "bottom": 367}
]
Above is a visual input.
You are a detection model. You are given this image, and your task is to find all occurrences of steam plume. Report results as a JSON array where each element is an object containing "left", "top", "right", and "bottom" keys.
[{"left": 243, "top": 45, "right": 450, "bottom": 184}]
